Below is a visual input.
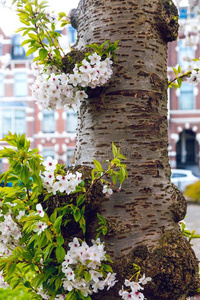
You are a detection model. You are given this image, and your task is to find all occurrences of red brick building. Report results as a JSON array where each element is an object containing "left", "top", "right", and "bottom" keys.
[
  {"left": 0, "top": 26, "right": 77, "bottom": 172},
  {"left": 168, "top": 3, "right": 200, "bottom": 175}
]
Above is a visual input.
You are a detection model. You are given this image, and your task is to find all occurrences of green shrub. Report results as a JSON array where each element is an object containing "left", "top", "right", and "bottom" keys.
[{"left": 0, "top": 287, "right": 32, "bottom": 300}]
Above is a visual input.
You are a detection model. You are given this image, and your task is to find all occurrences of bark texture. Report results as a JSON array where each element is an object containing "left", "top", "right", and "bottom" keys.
[{"left": 70, "top": 0, "right": 199, "bottom": 299}]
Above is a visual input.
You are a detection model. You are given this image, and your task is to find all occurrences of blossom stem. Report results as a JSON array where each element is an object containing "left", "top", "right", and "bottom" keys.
[{"left": 168, "top": 71, "right": 191, "bottom": 86}]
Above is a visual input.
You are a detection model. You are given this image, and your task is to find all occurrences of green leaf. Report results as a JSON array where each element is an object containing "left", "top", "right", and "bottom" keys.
[
  {"left": 178, "top": 65, "right": 182, "bottom": 73},
  {"left": 32, "top": 274, "right": 45, "bottom": 289},
  {"left": 177, "top": 77, "right": 183, "bottom": 87},
  {"left": 79, "top": 217, "right": 86, "bottom": 235},
  {"left": 118, "top": 168, "right": 126, "bottom": 184},
  {"left": 39, "top": 48, "right": 48, "bottom": 60},
  {"left": 172, "top": 67, "right": 178, "bottom": 76},
  {"left": 84, "top": 271, "right": 91, "bottom": 282},
  {"left": 97, "top": 213, "right": 107, "bottom": 226},
  {"left": 44, "top": 243, "right": 55, "bottom": 261},
  {"left": 66, "top": 290, "right": 76, "bottom": 300},
  {"left": 102, "top": 263, "right": 113, "bottom": 272},
  {"left": 93, "top": 159, "right": 103, "bottom": 172},
  {"left": 21, "top": 39, "right": 33, "bottom": 47},
  {"left": 26, "top": 46, "right": 38, "bottom": 57},
  {"left": 112, "top": 174, "right": 117, "bottom": 185},
  {"left": 28, "top": 33, "right": 39, "bottom": 40},
  {"left": 56, "top": 245, "right": 65, "bottom": 263},
  {"left": 73, "top": 207, "right": 81, "bottom": 222},
  {"left": 112, "top": 142, "right": 118, "bottom": 157},
  {"left": 15, "top": 27, "right": 27, "bottom": 33},
  {"left": 7, "top": 262, "right": 16, "bottom": 277},
  {"left": 20, "top": 165, "right": 30, "bottom": 185},
  {"left": 50, "top": 210, "right": 57, "bottom": 223},
  {"left": 56, "top": 236, "right": 64, "bottom": 246},
  {"left": 55, "top": 277, "right": 62, "bottom": 290},
  {"left": 45, "top": 229, "right": 53, "bottom": 242},
  {"left": 54, "top": 215, "right": 63, "bottom": 234},
  {"left": 76, "top": 194, "right": 85, "bottom": 206}
]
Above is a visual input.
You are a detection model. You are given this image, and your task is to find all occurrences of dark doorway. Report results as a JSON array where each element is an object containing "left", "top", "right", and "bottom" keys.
[{"left": 176, "top": 130, "right": 198, "bottom": 168}]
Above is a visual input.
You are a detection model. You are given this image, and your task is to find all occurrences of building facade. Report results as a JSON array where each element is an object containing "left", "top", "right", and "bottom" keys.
[
  {"left": 168, "top": 2, "right": 200, "bottom": 175},
  {"left": 0, "top": 26, "right": 77, "bottom": 173}
]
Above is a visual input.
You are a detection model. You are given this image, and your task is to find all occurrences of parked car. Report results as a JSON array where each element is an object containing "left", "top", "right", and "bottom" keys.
[{"left": 171, "top": 169, "right": 200, "bottom": 192}]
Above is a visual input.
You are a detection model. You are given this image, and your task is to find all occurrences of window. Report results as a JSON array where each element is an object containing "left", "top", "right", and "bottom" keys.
[
  {"left": 0, "top": 108, "right": 26, "bottom": 137},
  {"left": 11, "top": 35, "right": 26, "bottom": 59},
  {"left": 0, "top": 74, "right": 4, "bottom": 97},
  {"left": 66, "top": 108, "right": 77, "bottom": 133},
  {"left": 68, "top": 26, "right": 77, "bottom": 44},
  {"left": 66, "top": 148, "right": 75, "bottom": 166},
  {"left": 179, "top": 7, "right": 188, "bottom": 19},
  {"left": 42, "top": 149, "right": 55, "bottom": 160},
  {"left": 178, "top": 39, "right": 194, "bottom": 70},
  {"left": 0, "top": 44, "right": 2, "bottom": 56},
  {"left": 179, "top": 82, "right": 194, "bottom": 110},
  {"left": 42, "top": 109, "right": 55, "bottom": 133},
  {"left": 179, "top": 6, "right": 197, "bottom": 19},
  {"left": 14, "top": 73, "right": 27, "bottom": 97}
]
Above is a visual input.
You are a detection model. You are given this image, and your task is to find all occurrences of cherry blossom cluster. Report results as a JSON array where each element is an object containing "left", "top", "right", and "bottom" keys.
[
  {"left": 31, "top": 52, "right": 113, "bottom": 109},
  {"left": 119, "top": 275, "right": 152, "bottom": 300},
  {"left": 0, "top": 213, "right": 22, "bottom": 257},
  {"left": 61, "top": 237, "right": 117, "bottom": 297},
  {"left": 41, "top": 156, "right": 82, "bottom": 195}
]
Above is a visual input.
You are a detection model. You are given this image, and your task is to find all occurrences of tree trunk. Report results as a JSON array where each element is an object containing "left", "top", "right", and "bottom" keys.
[{"left": 71, "top": 0, "right": 199, "bottom": 299}]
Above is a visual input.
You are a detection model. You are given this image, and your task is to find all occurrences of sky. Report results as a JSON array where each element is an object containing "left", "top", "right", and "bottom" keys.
[{"left": 0, "top": 0, "right": 79, "bottom": 36}]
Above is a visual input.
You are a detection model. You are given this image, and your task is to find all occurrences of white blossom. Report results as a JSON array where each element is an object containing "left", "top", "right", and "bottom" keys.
[
  {"left": 33, "top": 221, "right": 48, "bottom": 235},
  {"left": 36, "top": 204, "right": 45, "bottom": 218},
  {"left": 0, "top": 271, "right": 9, "bottom": 289},
  {"left": 43, "top": 156, "right": 57, "bottom": 172},
  {"left": 102, "top": 185, "right": 113, "bottom": 196}
]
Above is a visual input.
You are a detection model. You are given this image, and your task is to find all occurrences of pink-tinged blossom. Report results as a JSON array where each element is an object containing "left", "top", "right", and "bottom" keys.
[
  {"left": 65, "top": 267, "right": 75, "bottom": 281},
  {"left": 68, "top": 237, "right": 80, "bottom": 249},
  {"left": 36, "top": 203, "right": 45, "bottom": 218},
  {"left": 33, "top": 221, "right": 48, "bottom": 235},
  {"left": 42, "top": 171, "right": 54, "bottom": 185},
  {"left": 43, "top": 156, "right": 57, "bottom": 171},
  {"left": 102, "top": 185, "right": 113, "bottom": 196},
  {"left": 75, "top": 90, "right": 88, "bottom": 101},
  {"left": 79, "top": 59, "right": 92, "bottom": 73}
]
